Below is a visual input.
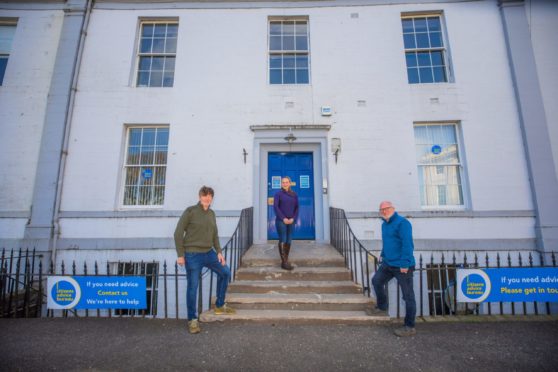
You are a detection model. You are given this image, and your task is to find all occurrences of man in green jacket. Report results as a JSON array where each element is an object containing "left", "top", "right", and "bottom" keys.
[{"left": 175, "top": 186, "right": 236, "bottom": 334}]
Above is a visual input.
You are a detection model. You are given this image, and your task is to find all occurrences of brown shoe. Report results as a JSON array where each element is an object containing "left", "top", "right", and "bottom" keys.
[
  {"left": 188, "top": 319, "right": 201, "bottom": 334},
  {"left": 214, "top": 304, "right": 236, "bottom": 315},
  {"left": 393, "top": 326, "right": 416, "bottom": 337}
]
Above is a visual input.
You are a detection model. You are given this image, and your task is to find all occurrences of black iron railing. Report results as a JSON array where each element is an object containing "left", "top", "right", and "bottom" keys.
[
  {"left": 413, "top": 250, "right": 558, "bottom": 318},
  {"left": 198, "top": 206, "right": 253, "bottom": 314},
  {"left": 0, "top": 207, "right": 253, "bottom": 319},
  {"left": 330, "top": 207, "right": 379, "bottom": 297},
  {"left": 0, "top": 249, "right": 44, "bottom": 318},
  {"left": 330, "top": 206, "right": 558, "bottom": 318}
]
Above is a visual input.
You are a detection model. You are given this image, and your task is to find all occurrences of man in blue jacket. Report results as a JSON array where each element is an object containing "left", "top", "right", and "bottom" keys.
[{"left": 371, "top": 201, "right": 417, "bottom": 337}]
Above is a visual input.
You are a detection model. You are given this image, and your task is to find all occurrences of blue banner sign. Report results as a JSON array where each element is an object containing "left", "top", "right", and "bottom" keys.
[
  {"left": 457, "top": 268, "right": 558, "bottom": 303},
  {"left": 47, "top": 276, "right": 147, "bottom": 310}
]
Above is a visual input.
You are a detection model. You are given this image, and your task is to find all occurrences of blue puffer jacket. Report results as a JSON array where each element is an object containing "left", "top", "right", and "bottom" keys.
[{"left": 381, "top": 212, "right": 416, "bottom": 268}]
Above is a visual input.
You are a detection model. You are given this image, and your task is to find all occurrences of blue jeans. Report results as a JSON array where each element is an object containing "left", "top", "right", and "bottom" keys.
[
  {"left": 275, "top": 218, "right": 294, "bottom": 244},
  {"left": 185, "top": 250, "right": 231, "bottom": 320},
  {"left": 372, "top": 263, "right": 416, "bottom": 328}
]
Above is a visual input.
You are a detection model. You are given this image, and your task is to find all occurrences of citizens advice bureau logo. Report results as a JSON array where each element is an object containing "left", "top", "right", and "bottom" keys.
[
  {"left": 456, "top": 269, "right": 491, "bottom": 302},
  {"left": 47, "top": 276, "right": 82, "bottom": 309}
]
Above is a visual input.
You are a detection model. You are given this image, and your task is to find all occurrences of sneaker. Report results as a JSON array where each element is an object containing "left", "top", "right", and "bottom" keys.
[
  {"left": 188, "top": 319, "right": 201, "bottom": 334},
  {"left": 214, "top": 304, "right": 236, "bottom": 315},
  {"left": 365, "top": 307, "right": 387, "bottom": 316},
  {"left": 393, "top": 326, "right": 416, "bottom": 337}
]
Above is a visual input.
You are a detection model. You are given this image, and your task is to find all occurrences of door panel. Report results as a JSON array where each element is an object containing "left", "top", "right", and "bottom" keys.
[{"left": 267, "top": 152, "right": 315, "bottom": 240}]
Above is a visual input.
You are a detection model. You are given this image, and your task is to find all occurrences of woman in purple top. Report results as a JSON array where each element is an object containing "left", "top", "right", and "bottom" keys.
[{"left": 273, "top": 176, "right": 299, "bottom": 270}]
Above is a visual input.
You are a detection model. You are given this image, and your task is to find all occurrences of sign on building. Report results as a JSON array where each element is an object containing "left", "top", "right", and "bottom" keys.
[{"left": 47, "top": 276, "right": 147, "bottom": 310}]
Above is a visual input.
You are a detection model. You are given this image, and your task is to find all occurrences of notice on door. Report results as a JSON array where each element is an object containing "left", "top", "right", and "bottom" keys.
[{"left": 300, "top": 175, "right": 310, "bottom": 189}]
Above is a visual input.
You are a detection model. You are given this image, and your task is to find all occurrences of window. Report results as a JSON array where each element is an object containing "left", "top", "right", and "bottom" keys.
[
  {"left": 0, "top": 23, "right": 16, "bottom": 85},
  {"left": 414, "top": 123, "right": 464, "bottom": 207},
  {"left": 112, "top": 262, "right": 159, "bottom": 316},
  {"left": 401, "top": 15, "right": 449, "bottom": 84},
  {"left": 123, "top": 127, "right": 169, "bottom": 206},
  {"left": 269, "top": 18, "right": 309, "bottom": 84},
  {"left": 136, "top": 21, "right": 178, "bottom": 87}
]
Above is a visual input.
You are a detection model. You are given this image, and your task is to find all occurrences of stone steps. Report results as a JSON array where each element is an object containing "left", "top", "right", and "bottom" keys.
[
  {"left": 200, "top": 242, "right": 388, "bottom": 324},
  {"left": 224, "top": 293, "right": 374, "bottom": 311},
  {"left": 228, "top": 280, "right": 363, "bottom": 294},
  {"left": 235, "top": 266, "right": 352, "bottom": 281},
  {"left": 200, "top": 309, "right": 389, "bottom": 325}
]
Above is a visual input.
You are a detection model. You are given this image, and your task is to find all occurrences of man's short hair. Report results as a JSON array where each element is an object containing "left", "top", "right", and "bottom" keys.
[{"left": 199, "top": 186, "right": 214, "bottom": 197}]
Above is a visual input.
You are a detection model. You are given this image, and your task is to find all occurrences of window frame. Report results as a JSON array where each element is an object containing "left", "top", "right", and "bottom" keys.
[
  {"left": 401, "top": 12, "right": 452, "bottom": 84},
  {"left": 120, "top": 125, "right": 170, "bottom": 209},
  {"left": 0, "top": 19, "right": 18, "bottom": 86},
  {"left": 413, "top": 121, "right": 468, "bottom": 210},
  {"left": 268, "top": 16, "right": 311, "bottom": 85},
  {"left": 134, "top": 19, "right": 179, "bottom": 88}
]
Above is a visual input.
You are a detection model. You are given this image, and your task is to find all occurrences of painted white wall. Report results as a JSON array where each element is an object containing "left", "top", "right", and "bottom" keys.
[
  {"left": 0, "top": 10, "right": 63, "bottom": 215},
  {"left": 58, "top": 1, "right": 534, "bottom": 244},
  {"left": 527, "top": 0, "right": 558, "bottom": 179},
  {"left": 59, "top": 216, "right": 238, "bottom": 239}
]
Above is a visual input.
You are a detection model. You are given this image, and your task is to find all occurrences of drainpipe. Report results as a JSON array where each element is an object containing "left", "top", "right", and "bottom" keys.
[{"left": 51, "top": 0, "right": 94, "bottom": 266}]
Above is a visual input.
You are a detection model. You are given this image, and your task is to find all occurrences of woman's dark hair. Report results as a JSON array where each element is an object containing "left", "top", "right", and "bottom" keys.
[{"left": 199, "top": 186, "right": 215, "bottom": 197}]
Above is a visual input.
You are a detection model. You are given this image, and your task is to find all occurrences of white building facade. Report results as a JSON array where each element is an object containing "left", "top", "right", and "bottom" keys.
[{"left": 1, "top": 0, "right": 557, "bottom": 270}]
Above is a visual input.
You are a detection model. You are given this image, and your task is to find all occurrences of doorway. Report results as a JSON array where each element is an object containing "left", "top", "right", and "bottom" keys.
[{"left": 267, "top": 152, "right": 315, "bottom": 240}]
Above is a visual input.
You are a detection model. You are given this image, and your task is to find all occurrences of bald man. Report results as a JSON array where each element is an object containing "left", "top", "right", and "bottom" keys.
[{"left": 372, "top": 201, "right": 417, "bottom": 337}]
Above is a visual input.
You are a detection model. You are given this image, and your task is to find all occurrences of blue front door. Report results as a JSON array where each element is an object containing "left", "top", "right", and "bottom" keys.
[{"left": 267, "top": 152, "right": 315, "bottom": 240}]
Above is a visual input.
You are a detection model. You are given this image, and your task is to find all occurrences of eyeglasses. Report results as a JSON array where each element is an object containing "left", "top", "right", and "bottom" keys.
[{"left": 379, "top": 207, "right": 393, "bottom": 212}]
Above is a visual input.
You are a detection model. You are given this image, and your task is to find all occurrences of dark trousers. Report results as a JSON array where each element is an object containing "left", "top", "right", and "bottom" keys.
[
  {"left": 372, "top": 263, "right": 416, "bottom": 328},
  {"left": 275, "top": 218, "right": 294, "bottom": 244},
  {"left": 185, "top": 250, "right": 231, "bottom": 320}
]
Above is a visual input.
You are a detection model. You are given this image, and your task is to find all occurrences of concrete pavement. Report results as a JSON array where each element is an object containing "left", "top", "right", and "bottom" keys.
[{"left": 1, "top": 317, "right": 557, "bottom": 371}]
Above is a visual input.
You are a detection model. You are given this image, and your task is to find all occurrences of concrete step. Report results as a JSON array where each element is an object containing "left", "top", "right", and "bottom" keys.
[
  {"left": 235, "top": 266, "right": 351, "bottom": 281},
  {"left": 241, "top": 243, "right": 346, "bottom": 268},
  {"left": 224, "top": 293, "right": 375, "bottom": 311},
  {"left": 242, "top": 257, "right": 346, "bottom": 268},
  {"left": 199, "top": 309, "right": 391, "bottom": 325},
  {"left": 228, "top": 280, "right": 363, "bottom": 294}
]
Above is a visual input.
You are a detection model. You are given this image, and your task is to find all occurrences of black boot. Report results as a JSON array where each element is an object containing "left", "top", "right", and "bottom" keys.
[{"left": 281, "top": 243, "right": 293, "bottom": 271}]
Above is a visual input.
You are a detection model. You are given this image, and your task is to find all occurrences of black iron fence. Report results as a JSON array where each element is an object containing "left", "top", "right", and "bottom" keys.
[
  {"left": 0, "top": 249, "right": 44, "bottom": 318},
  {"left": 330, "top": 207, "right": 379, "bottom": 297},
  {"left": 330, "top": 207, "right": 558, "bottom": 318},
  {"left": 0, "top": 207, "right": 253, "bottom": 319}
]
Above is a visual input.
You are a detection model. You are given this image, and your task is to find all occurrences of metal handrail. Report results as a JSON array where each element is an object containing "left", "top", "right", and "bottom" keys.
[
  {"left": 200, "top": 207, "right": 253, "bottom": 312},
  {"left": 329, "top": 207, "right": 379, "bottom": 297}
]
